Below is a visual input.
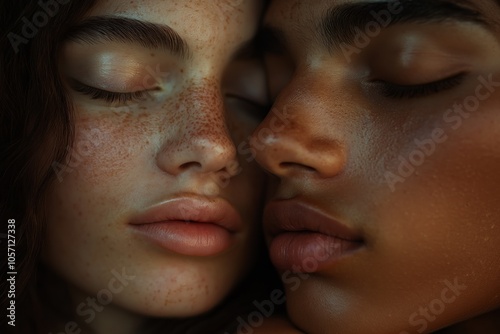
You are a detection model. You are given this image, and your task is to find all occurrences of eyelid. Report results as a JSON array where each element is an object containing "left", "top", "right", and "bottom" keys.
[
  {"left": 371, "top": 72, "right": 467, "bottom": 99},
  {"left": 61, "top": 45, "right": 171, "bottom": 93},
  {"left": 69, "top": 80, "right": 156, "bottom": 105}
]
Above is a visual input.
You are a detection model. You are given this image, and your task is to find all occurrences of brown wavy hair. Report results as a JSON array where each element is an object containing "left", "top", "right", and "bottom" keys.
[
  {"left": 1, "top": 1, "right": 98, "bottom": 332},
  {"left": 1, "top": 1, "right": 279, "bottom": 333}
]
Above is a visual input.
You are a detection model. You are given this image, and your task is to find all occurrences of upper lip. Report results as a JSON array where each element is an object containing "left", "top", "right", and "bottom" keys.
[
  {"left": 130, "top": 195, "right": 243, "bottom": 233},
  {"left": 264, "top": 200, "right": 363, "bottom": 242}
]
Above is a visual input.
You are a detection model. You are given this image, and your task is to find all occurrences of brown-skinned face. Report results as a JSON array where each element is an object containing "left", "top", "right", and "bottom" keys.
[{"left": 251, "top": 0, "right": 500, "bottom": 333}]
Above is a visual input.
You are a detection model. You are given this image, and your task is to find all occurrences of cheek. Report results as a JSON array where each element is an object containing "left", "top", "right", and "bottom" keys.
[
  {"left": 61, "top": 91, "right": 190, "bottom": 186},
  {"left": 67, "top": 111, "right": 156, "bottom": 185},
  {"left": 338, "top": 102, "right": 500, "bottom": 325},
  {"left": 43, "top": 106, "right": 165, "bottom": 258},
  {"left": 367, "top": 97, "right": 500, "bottom": 282}
]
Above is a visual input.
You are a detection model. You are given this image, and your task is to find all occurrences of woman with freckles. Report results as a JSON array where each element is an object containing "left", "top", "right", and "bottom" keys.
[
  {"left": 252, "top": 0, "right": 500, "bottom": 333},
  {"left": 0, "top": 0, "right": 288, "bottom": 333}
]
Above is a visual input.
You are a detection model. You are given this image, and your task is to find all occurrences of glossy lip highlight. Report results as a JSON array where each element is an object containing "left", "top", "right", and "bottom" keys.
[
  {"left": 130, "top": 196, "right": 244, "bottom": 256},
  {"left": 264, "top": 200, "right": 364, "bottom": 272}
]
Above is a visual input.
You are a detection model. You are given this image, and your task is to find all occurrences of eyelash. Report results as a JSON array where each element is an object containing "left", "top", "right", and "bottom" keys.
[
  {"left": 72, "top": 81, "right": 152, "bottom": 105},
  {"left": 376, "top": 73, "right": 466, "bottom": 99},
  {"left": 72, "top": 81, "right": 269, "bottom": 118}
]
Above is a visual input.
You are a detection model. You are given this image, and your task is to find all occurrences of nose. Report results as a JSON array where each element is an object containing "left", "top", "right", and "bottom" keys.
[
  {"left": 157, "top": 81, "right": 238, "bottom": 176},
  {"left": 250, "top": 80, "right": 346, "bottom": 179}
]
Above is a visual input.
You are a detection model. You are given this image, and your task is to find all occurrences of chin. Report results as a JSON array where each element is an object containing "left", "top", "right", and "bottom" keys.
[{"left": 109, "top": 263, "right": 242, "bottom": 318}]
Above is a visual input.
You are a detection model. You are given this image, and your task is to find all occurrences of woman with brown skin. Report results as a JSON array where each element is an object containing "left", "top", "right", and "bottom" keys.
[
  {"left": 0, "top": 1, "right": 285, "bottom": 333},
  {"left": 252, "top": 0, "right": 500, "bottom": 333}
]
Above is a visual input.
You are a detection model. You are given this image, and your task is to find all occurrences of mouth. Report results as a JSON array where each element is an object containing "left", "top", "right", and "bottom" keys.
[
  {"left": 130, "top": 196, "right": 243, "bottom": 257},
  {"left": 264, "top": 200, "right": 364, "bottom": 273}
]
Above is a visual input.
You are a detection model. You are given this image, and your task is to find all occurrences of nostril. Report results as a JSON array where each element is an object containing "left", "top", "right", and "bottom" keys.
[
  {"left": 279, "top": 162, "right": 317, "bottom": 173},
  {"left": 179, "top": 161, "right": 202, "bottom": 171}
]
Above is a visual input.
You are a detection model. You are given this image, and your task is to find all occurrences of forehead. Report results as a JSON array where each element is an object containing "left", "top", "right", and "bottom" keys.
[
  {"left": 265, "top": 0, "right": 499, "bottom": 29},
  {"left": 267, "top": 0, "right": 346, "bottom": 20},
  {"left": 91, "top": 0, "right": 253, "bottom": 19},
  {"left": 264, "top": 0, "right": 500, "bottom": 60},
  {"left": 265, "top": 0, "right": 331, "bottom": 30},
  {"left": 89, "top": 0, "right": 260, "bottom": 45}
]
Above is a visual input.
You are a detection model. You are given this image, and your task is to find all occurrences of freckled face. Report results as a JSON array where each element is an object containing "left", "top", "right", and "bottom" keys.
[
  {"left": 256, "top": 0, "right": 500, "bottom": 332},
  {"left": 44, "top": 0, "right": 266, "bottom": 317}
]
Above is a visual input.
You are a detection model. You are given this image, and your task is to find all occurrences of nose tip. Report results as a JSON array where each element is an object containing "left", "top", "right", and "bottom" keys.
[
  {"left": 190, "top": 139, "right": 237, "bottom": 172},
  {"left": 251, "top": 112, "right": 346, "bottom": 179},
  {"left": 254, "top": 135, "right": 345, "bottom": 179},
  {"left": 158, "top": 121, "right": 238, "bottom": 176}
]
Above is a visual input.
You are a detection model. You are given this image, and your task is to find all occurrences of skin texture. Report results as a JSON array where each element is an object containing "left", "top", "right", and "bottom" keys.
[
  {"left": 42, "top": 1, "right": 266, "bottom": 333},
  {"left": 253, "top": 0, "right": 500, "bottom": 333}
]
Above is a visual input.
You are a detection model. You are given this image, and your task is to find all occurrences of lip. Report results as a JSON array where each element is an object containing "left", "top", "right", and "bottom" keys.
[
  {"left": 264, "top": 200, "right": 364, "bottom": 273},
  {"left": 130, "top": 196, "right": 243, "bottom": 257}
]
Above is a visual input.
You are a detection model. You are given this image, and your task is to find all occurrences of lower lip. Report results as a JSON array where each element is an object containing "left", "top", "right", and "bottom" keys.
[
  {"left": 132, "top": 221, "right": 233, "bottom": 257},
  {"left": 269, "top": 232, "right": 362, "bottom": 273}
]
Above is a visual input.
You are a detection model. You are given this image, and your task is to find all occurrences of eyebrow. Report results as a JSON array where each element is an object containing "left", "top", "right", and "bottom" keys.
[
  {"left": 64, "top": 16, "right": 190, "bottom": 58},
  {"left": 320, "top": 0, "right": 489, "bottom": 51}
]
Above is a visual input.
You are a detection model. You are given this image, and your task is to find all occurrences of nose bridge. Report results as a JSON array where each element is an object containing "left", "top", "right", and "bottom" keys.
[
  {"left": 271, "top": 71, "right": 345, "bottom": 143},
  {"left": 182, "top": 78, "right": 230, "bottom": 145}
]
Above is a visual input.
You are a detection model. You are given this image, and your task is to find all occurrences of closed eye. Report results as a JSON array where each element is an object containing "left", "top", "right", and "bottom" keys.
[
  {"left": 374, "top": 72, "right": 466, "bottom": 99},
  {"left": 70, "top": 80, "right": 155, "bottom": 105}
]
